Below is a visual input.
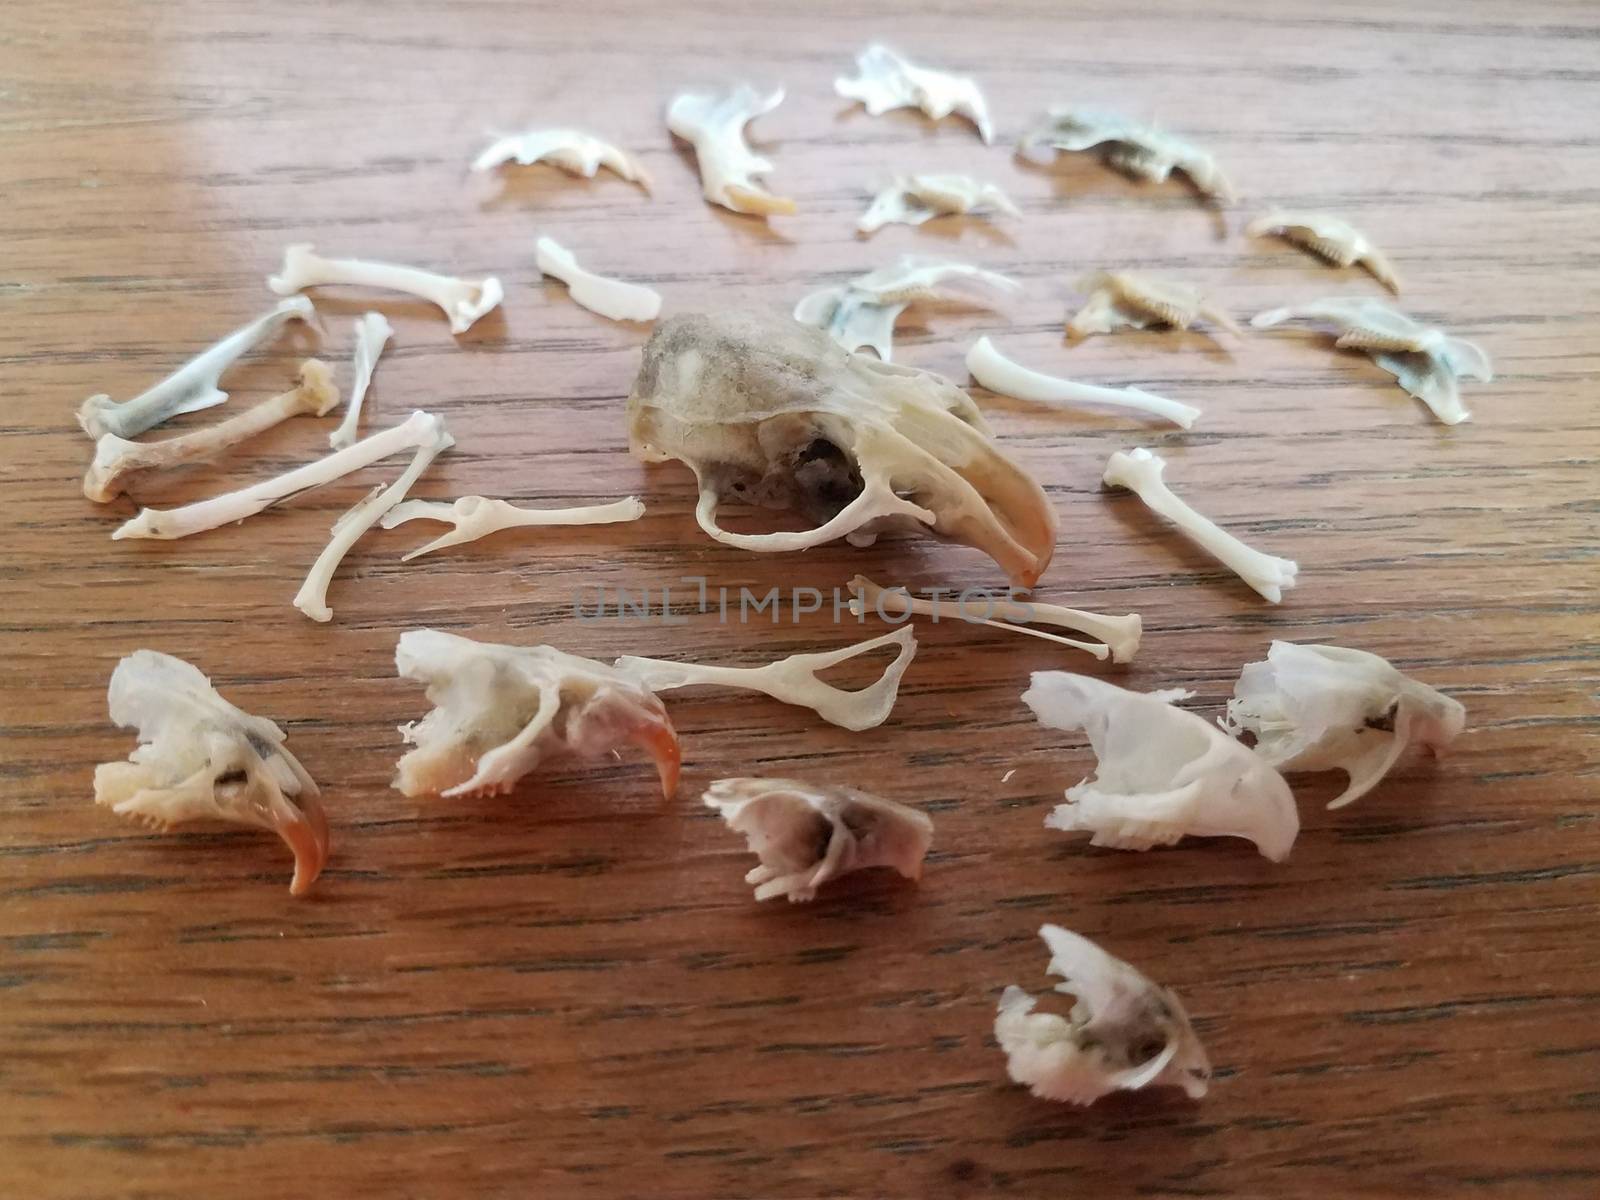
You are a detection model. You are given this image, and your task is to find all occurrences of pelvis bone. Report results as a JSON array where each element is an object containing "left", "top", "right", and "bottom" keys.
[{"left": 627, "top": 312, "right": 1057, "bottom": 588}]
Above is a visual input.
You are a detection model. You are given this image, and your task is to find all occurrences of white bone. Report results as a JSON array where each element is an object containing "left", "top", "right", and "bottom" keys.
[
  {"left": 835, "top": 45, "right": 993, "bottom": 143},
  {"left": 666, "top": 85, "right": 795, "bottom": 216},
  {"left": 380, "top": 495, "right": 645, "bottom": 561},
  {"left": 267, "top": 244, "right": 503, "bottom": 335},
  {"left": 1104, "top": 448, "right": 1298, "bottom": 603},
  {"left": 996, "top": 925, "right": 1211, "bottom": 1105},
  {"left": 1246, "top": 211, "right": 1400, "bottom": 293},
  {"left": 394, "top": 630, "right": 680, "bottom": 801},
  {"left": 113, "top": 409, "right": 444, "bottom": 541},
  {"left": 95, "top": 650, "right": 328, "bottom": 895},
  {"left": 794, "top": 256, "right": 1017, "bottom": 360},
  {"left": 858, "top": 174, "right": 1017, "bottom": 234},
  {"left": 293, "top": 416, "right": 452, "bottom": 623},
  {"left": 328, "top": 313, "right": 393, "bottom": 450},
  {"left": 703, "top": 777, "right": 933, "bottom": 902},
  {"left": 535, "top": 236, "right": 661, "bottom": 323},
  {"left": 614, "top": 627, "right": 917, "bottom": 732},
  {"left": 1023, "top": 671, "right": 1299, "bottom": 860},
  {"left": 1250, "top": 298, "right": 1489, "bottom": 425},
  {"left": 1018, "top": 107, "right": 1236, "bottom": 203},
  {"left": 847, "top": 575, "right": 1140, "bottom": 663},
  {"left": 84, "top": 359, "right": 338, "bottom": 503},
  {"left": 1224, "top": 641, "right": 1465, "bottom": 809},
  {"left": 1068, "top": 271, "right": 1240, "bottom": 340},
  {"left": 471, "top": 128, "right": 651, "bottom": 190},
  {"left": 78, "top": 296, "right": 316, "bottom": 441},
  {"left": 966, "top": 337, "right": 1199, "bottom": 429}
]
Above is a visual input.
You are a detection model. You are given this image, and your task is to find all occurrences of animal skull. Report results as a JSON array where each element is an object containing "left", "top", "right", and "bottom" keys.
[{"left": 627, "top": 311, "right": 1058, "bottom": 587}]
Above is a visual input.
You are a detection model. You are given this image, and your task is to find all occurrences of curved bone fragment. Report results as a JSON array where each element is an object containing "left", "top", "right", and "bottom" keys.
[
  {"left": 113, "top": 409, "right": 444, "bottom": 541},
  {"left": 628, "top": 311, "right": 1056, "bottom": 586},
  {"left": 835, "top": 45, "right": 993, "bottom": 143},
  {"left": 703, "top": 777, "right": 933, "bottom": 902},
  {"left": 1250, "top": 298, "right": 1489, "bottom": 425},
  {"left": 794, "top": 256, "right": 1018, "bottom": 361},
  {"left": 471, "top": 128, "right": 651, "bottom": 190},
  {"left": 293, "top": 415, "right": 452, "bottom": 622},
  {"left": 1017, "top": 107, "right": 1236, "bottom": 204},
  {"left": 380, "top": 495, "right": 645, "bottom": 561},
  {"left": 84, "top": 359, "right": 339, "bottom": 503},
  {"left": 1023, "top": 671, "right": 1299, "bottom": 860},
  {"left": 1104, "top": 448, "right": 1298, "bottom": 603},
  {"left": 394, "top": 630, "right": 680, "bottom": 801},
  {"left": 1069, "top": 271, "right": 1239, "bottom": 340},
  {"left": 78, "top": 296, "right": 317, "bottom": 441},
  {"left": 268, "top": 244, "right": 503, "bottom": 335},
  {"left": 967, "top": 337, "right": 1199, "bottom": 429},
  {"left": 535, "top": 236, "right": 662, "bottom": 323},
  {"left": 94, "top": 650, "right": 328, "bottom": 895},
  {"left": 329, "top": 313, "right": 394, "bottom": 450},
  {"left": 859, "top": 174, "right": 1018, "bottom": 234},
  {"left": 996, "top": 924, "right": 1210, "bottom": 1105},
  {"left": 1224, "top": 641, "right": 1465, "bottom": 809},
  {"left": 614, "top": 627, "right": 917, "bottom": 733},
  {"left": 1246, "top": 211, "right": 1400, "bottom": 293},
  {"left": 847, "top": 575, "right": 1140, "bottom": 663},
  {"left": 666, "top": 85, "right": 795, "bottom": 216}
]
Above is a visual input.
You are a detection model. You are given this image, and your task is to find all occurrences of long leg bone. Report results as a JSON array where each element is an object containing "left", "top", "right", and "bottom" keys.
[
  {"left": 84, "top": 359, "right": 338, "bottom": 503},
  {"left": 268, "top": 245, "right": 503, "bottom": 334},
  {"left": 535, "top": 237, "right": 662, "bottom": 323},
  {"left": 380, "top": 495, "right": 645, "bottom": 561},
  {"left": 966, "top": 337, "right": 1200, "bottom": 429},
  {"left": 78, "top": 296, "right": 316, "bottom": 441},
  {"left": 328, "top": 313, "right": 394, "bottom": 450},
  {"left": 848, "top": 575, "right": 1141, "bottom": 663},
  {"left": 293, "top": 415, "right": 453, "bottom": 622},
  {"left": 113, "top": 409, "right": 444, "bottom": 541},
  {"left": 1103, "top": 448, "right": 1299, "bottom": 603},
  {"left": 613, "top": 627, "right": 917, "bottom": 732}
]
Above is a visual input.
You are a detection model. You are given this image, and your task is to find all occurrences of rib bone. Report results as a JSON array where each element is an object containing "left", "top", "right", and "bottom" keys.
[
  {"left": 966, "top": 337, "right": 1199, "bottom": 429},
  {"left": 77, "top": 296, "right": 316, "bottom": 441},
  {"left": 268, "top": 245, "right": 503, "bottom": 334},
  {"left": 535, "top": 237, "right": 662, "bottom": 323},
  {"left": 1103, "top": 448, "right": 1299, "bottom": 603},
  {"left": 84, "top": 359, "right": 338, "bottom": 503}
]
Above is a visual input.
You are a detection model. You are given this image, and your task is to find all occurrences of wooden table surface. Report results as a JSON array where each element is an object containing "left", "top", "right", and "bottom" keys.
[{"left": 4, "top": 1, "right": 1599, "bottom": 1196}]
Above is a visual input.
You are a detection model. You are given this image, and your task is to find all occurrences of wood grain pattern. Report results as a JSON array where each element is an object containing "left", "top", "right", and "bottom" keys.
[{"left": 3, "top": 1, "right": 1599, "bottom": 1196}]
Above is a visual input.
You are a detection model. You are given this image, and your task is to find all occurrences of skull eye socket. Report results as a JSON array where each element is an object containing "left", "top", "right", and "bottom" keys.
[{"left": 787, "top": 437, "right": 864, "bottom": 519}]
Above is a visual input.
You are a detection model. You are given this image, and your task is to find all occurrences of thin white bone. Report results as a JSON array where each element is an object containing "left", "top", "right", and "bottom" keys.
[
  {"left": 613, "top": 627, "right": 916, "bottom": 732},
  {"left": 293, "top": 416, "right": 452, "bottom": 622},
  {"left": 78, "top": 296, "right": 316, "bottom": 441},
  {"left": 380, "top": 495, "right": 645, "bottom": 561},
  {"left": 858, "top": 174, "right": 1017, "bottom": 234},
  {"left": 328, "top": 313, "right": 393, "bottom": 450},
  {"left": 84, "top": 359, "right": 338, "bottom": 503},
  {"left": 835, "top": 45, "right": 993, "bottom": 143},
  {"left": 267, "top": 245, "right": 502, "bottom": 335},
  {"left": 966, "top": 337, "right": 1199, "bottom": 429},
  {"left": 793, "top": 257, "right": 1017, "bottom": 361},
  {"left": 847, "top": 575, "right": 1140, "bottom": 663},
  {"left": 113, "top": 410, "right": 442, "bottom": 541},
  {"left": 666, "top": 85, "right": 795, "bottom": 216},
  {"left": 1103, "top": 448, "right": 1298, "bottom": 603},
  {"left": 535, "top": 236, "right": 661, "bottom": 323},
  {"left": 471, "top": 128, "right": 651, "bottom": 190}
]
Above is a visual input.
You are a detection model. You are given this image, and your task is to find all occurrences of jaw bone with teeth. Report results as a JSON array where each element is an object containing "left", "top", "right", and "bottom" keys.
[{"left": 626, "top": 312, "right": 1058, "bottom": 588}]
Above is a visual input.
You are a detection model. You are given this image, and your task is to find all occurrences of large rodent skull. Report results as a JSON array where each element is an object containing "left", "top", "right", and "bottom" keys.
[{"left": 627, "top": 312, "right": 1058, "bottom": 587}]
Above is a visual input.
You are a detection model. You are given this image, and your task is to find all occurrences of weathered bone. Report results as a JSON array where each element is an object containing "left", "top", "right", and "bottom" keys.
[
  {"left": 380, "top": 495, "right": 645, "bottom": 561},
  {"left": 835, "top": 45, "right": 993, "bottom": 143},
  {"left": 268, "top": 244, "right": 502, "bottom": 334}
]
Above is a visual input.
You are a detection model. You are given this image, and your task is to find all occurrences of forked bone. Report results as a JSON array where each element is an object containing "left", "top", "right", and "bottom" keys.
[
  {"left": 666, "top": 85, "right": 795, "bottom": 216},
  {"left": 84, "top": 359, "right": 338, "bottom": 503},
  {"left": 966, "top": 337, "right": 1199, "bottom": 429},
  {"left": 268, "top": 245, "right": 503, "bottom": 334},
  {"left": 380, "top": 495, "right": 645, "bottom": 561},
  {"left": 613, "top": 627, "right": 917, "bottom": 732},
  {"left": 78, "top": 296, "right": 317, "bottom": 441},
  {"left": 1103, "top": 448, "right": 1298, "bottom": 603}
]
